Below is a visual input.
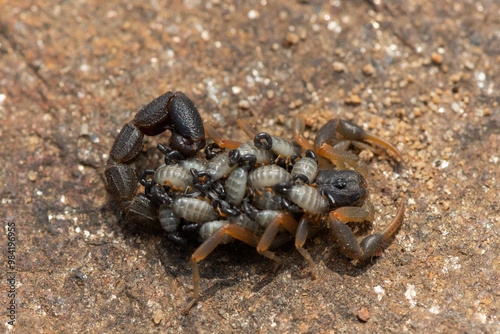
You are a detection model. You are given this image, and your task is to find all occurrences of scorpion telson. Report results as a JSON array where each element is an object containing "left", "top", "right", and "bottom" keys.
[{"left": 104, "top": 91, "right": 405, "bottom": 315}]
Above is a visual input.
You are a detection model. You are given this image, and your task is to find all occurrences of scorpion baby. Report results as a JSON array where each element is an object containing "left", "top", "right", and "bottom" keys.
[{"left": 104, "top": 91, "right": 405, "bottom": 315}]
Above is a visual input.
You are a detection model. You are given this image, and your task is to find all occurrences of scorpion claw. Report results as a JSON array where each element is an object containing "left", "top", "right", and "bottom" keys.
[{"left": 358, "top": 199, "right": 406, "bottom": 261}]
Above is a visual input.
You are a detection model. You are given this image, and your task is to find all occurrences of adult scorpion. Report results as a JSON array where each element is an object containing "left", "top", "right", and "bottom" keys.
[{"left": 104, "top": 91, "right": 405, "bottom": 315}]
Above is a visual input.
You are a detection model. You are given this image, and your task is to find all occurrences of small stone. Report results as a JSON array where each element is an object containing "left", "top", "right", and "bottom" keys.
[
  {"left": 266, "top": 90, "right": 275, "bottom": 99},
  {"left": 464, "top": 60, "right": 475, "bottom": 70},
  {"left": 80, "top": 123, "right": 89, "bottom": 136},
  {"left": 305, "top": 117, "right": 314, "bottom": 127},
  {"left": 450, "top": 73, "right": 462, "bottom": 83},
  {"left": 332, "top": 61, "right": 346, "bottom": 72},
  {"left": 357, "top": 306, "right": 370, "bottom": 322},
  {"left": 238, "top": 99, "right": 250, "bottom": 109},
  {"left": 28, "top": 170, "right": 37, "bottom": 182},
  {"left": 247, "top": 10, "right": 259, "bottom": 20},
  {"left": 362, "top": 63, "right": 375, "bottom": 76},
  {"left": 383, "top": 97, "right": 392, "bottom": 108},
  {"left": 289, "top": 99, "right": 303, "bottom": 109},
  {"left": 432, "top": 95, "right": 441, "bottom": 104},
  {"left": 297, "top": 27, "right": 307, "bottom": 40},
  {"left": 345, "top": 94, "right": 362, "bottom": 105},
  {"left": 152, "top": 309, "right": 164, "bottom": 325},
  {"left": 431, "top": 53, "right": 443, "bottom": 65},
  {"left": 306, "top": 82, "right": 315, "bottom": 93},
  {"left": 284, "top": 32, "right": 300, "bottom": 46}
]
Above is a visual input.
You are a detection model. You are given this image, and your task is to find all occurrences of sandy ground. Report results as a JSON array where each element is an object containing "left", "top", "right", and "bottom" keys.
[{"left": 0, "top": 0, "right": 499, "bottom": 333}]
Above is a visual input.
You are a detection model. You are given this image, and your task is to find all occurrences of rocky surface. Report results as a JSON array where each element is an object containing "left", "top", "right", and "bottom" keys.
[{"left": 1, "top": 0, "right": 498, "bottom": 332}]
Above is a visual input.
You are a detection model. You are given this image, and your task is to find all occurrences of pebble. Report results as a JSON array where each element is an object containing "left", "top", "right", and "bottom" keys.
[
  {"left": 383, "top": 97, "right": 392, "bottom": 108},
  {"left": 247, "top": 10, "right": 259, "bottom": 20},
  {"left": 297, "top": 27, "right": 307, "bottom": 40},
  {"left": 152, "top": 309, "right": 165, "bottom": 325},
  {"left": 266, "top": 90, "right": 275, "bottom": 99},
  {"left": 464, "top": 60, "right": 475, "bottom": 70},
  {"left": 333, "top": 61, "right": 346, "bottom": 72},
  {"left": 431, "top": 53, "right": 443, "bottom": 65},
  {"left": 357, "top": 306, "right": 370, "bottom": 322},
  {"left": 362, "top": 63, "right": 375, "bottom": 76},
  {"left": 28, "top": 170, "right": 37, "bottom": 182},
  {"left": 284, "top": 32, "right": 300, "bottom": 46},
  {"left": 432, "top": 95, "right": 441, "bottom": 104},
  {"left": 238, "top": 99, "right": 250, "bottom": 109},
  {"left": 289, "top": 99, "right": 303, "bottom": 109},
  {"left": 345, "top": 94, "right": 362, "bottom": 105},
  {"left": 449, "top": 73, "right": 462, "bottom": 83}
]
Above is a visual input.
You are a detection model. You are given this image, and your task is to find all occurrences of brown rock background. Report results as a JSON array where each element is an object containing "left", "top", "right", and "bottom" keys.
[{"left": 1, "top": 0, "right": 498, "bottom": 332}]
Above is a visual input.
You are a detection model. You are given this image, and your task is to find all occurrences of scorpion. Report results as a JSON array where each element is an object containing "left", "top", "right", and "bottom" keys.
[{"left": 104, "top": 91, "right": 405, "bottom": 314}]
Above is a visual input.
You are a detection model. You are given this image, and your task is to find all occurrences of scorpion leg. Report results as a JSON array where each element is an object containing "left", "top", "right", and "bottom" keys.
[
  {"left": 236, "top": 119, "right": 258, "bottom": 139},
  {"left": 184, "top": 224, "right": 280, "bottom": 315},
  {"left": 328, "top": 199, "right": 405, "bottom": 261},
  {"left": 292, "top": 113, "right": 315, "bottom": 152},
  {"left": 312, "top": 117, "right": 368, "bottom": 176},
  {"left": 256, "top": 212, "right": 298, "bottom": 267},
  {"left": 292, "top": 114, "right": 338, "bottom": 170},
  {"left": 317, "top": 143, "right": 368, "bottom": 177},
  {"left": 204, "top": 123, "right": 242, "bottom": 149},
  {"left": 295, "top": 215, "right": 318, "bottom": 280}
]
